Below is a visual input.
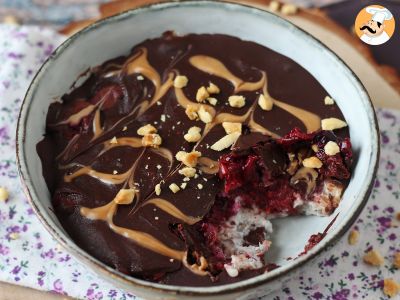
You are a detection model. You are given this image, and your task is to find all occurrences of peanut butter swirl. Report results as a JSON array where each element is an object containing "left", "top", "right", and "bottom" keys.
[{"left": 37, "top": 33, "right": 348, "bottom": 285}]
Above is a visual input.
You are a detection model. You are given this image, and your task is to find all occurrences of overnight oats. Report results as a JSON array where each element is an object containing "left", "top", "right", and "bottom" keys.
[{"left": 37, "top": 33, "right": 352, "bottom": 286}]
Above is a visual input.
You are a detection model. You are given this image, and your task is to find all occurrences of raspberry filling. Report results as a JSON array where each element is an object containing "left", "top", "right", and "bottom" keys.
[{"left": 174, "top": 128, "right": 352, "bottom": 277}]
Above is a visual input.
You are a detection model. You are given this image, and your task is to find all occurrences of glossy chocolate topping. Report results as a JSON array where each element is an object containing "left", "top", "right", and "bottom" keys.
[{"left": 37, "top": 33, "right": 349, "bottom": 286}]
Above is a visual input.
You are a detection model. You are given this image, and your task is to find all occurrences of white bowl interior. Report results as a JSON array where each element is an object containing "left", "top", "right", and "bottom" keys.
[{"left": 18, "top": 1, "right": 377, "bottom": 295}]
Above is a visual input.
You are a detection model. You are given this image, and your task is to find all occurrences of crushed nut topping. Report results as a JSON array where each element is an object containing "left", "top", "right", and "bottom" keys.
[
  {"left": 169, "top": 183, "right": 180, "bottom": 193},
  {"left": 175, "top": 151, "right": 202, "bottom": 167},
  {"left": 311, "top": 144, "right": 319, "bottom": 153},
  {"left": 137, "top": 124, "right": 157, "bottom": 136},
  {"left": 348, "top": 229, "right": 359, "bottom": 245},
  {"left": 180, "top": 182, "right": 187, "bottom": 190},
  {"left": 114, "top": 189, "right": 135, "bottom": 205},
  {"left": 142, "top": 133, "right": 162, "bottom": 148},
  {"left": 302, "top": 156, "right": 323, "bottom": 169},
  {"left": 281, "top": 3, "right": 298, "bottom": 15},
  {"left": 173, "top": 75, "right": 189, "bottom": 88},
  {"left": 324, "top": 96, "right": 335, "bottom": 105},
  {"left": 122, "top": 126, "right": 128, "bottom": 131},
  {"left": 207, "top": 97, "right": 218, "bottom": 106},
  {"left": 258, "top": 94, "right": 273, "bottom": 111},
  {"left": 222, "top": 122, "right": 242, "bottom": 134},
  {"left": 269, "top": 0, "right": 280, "bottom": 12},
  {"left": 197, "top": 183, "right": 203, "bottom": 190},
  {"left": 184, "top": 126, "right": 202, "bottom": 143},
  {"left": 155, "top": 183, "right": 161, "bottom": 196},
  {"left": 0, "top": 187, "right": 9, "bottom": 202},
  {"left": 137, "top": 75, "right": 145, "bottom": 81},
  {"left": 321, "top": 118, "right": 348, "bottom": 131},
  {"left": 178, "top": 167, "right": 197, "bottom": 178},
  {"left": 9, "top": 232, "right": 19, "bottom": 240},
  {"left": 196, "top": 86, "right": 210, "bottom": 103},
  {"left": 383, "top": 278, "right": 400, "bottom": 298},
  {"left": 198, "top": 105, "right": 213, "bottom": 123},
  {"left": 324, "top": 141, "right": 340, "bottom": 156},
  {"left": 211, "top": 132, "right": 241, "bottom": 151},
  {"left": 206, "top": 82, "right": 220, "bottom": 94},
  {"left": 110, "top": 137, "right": 118, "bottom": 144},
  {"left": 185, "top": 104, "right": 199, "bottom": 120},
  {"left": 363, "top": 249, "right": 384, "bottom": 266},
  {"left": 228, "top": 95, "right": 246, "bottom": 108}
]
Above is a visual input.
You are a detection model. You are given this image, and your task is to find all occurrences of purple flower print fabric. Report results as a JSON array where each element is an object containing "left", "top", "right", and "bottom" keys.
[{"left": 0, "top": 24, "right": 399, "bottom": 299}]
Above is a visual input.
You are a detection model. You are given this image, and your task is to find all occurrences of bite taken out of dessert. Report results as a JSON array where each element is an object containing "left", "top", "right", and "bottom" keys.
[{"left": 36, "top": 32, "right": 352, "bottom": 286}]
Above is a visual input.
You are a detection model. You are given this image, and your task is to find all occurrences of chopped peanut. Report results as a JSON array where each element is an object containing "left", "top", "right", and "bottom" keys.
[
  {"left": 321, "top": 118, "right": 348, "bottom": 131},
  {"left": 110, "top": 136, "right": 118, "bottom": 144},
  {"left": 198, "top": 105, "right": 213, "bottom": 123},
  {"left": 155, "top": 183, "right": 161, "bottom": 196},
  {"left": 211, "top": 132, "right": 241, "bottom": 151},
  {"left": 348, "top": 229, "right": 359, "bottom": 245},
  {"left": 393, "top": 252, "right": 400, "bottom": 269},
  {"left": 207, "top": 82, "right": 220, "bottom": 94},
  {"left": 175, "top": 151, "right": 202, "bottom": 167},
  {"left": 207, "top": 97, "right": 218, "bottom": 106},
  {"left": 180, "top": 182, "right": 187, "bottom": 190},
  {"left": 228, "top": 95, "right": 246, "bottom": 108},
  {"left": 184, "top": 126, "right": 202, "bottom": 143},
  {"left": 222, "top": 122, "right": 242, "bottom": 134},
  {"left": 114, "top": 189, "right": 135, "bottom": 205},
  {"left": 269, "top": 0, "right": 280, "bottom": 12},
  {"left": 0, "top": 187, "right": 9, "bottom": 202},
  {"left": 173, "top": 75, "right": 188, "bottom": 88},
  {"left": 169, "top": 183, "right": 180, "bottom": 193},
  {"left": 363, "top": 249, "right": 384, "bottom": 266},
  {"left": 324, "top": 96, "right": 335, "bottom": 105},
  {"left": 324, "top": 141, "right": 340, "bottom": 156},
  {"left": 258, "top": 94, "right": 273, "bottom": 111},
  {"left": 311, "top": 144, "right": 319, "bottom": 152},
  {"left": 383, "top": 279, "right": 400, "bottom": 298},
  {"left": 196, "top": 86, "right": 209, "bottom": 103},
  {"left": 142, "top": 133, "right": 162, "bottom": 148},
  {"left": 137, "top": 124, "right": 157, "bottom": 136},
  {"left": 302, "top": 156, "right": 323, "bottom": 169},
  {"left": 178, "top": 167, "right": 197, "bottom": 178},
  {"left": 185, "top": 105, "right": 198, "bottom": 120},
  {"left": 281, "top": 3, "right": 298, "bottom": 15}
]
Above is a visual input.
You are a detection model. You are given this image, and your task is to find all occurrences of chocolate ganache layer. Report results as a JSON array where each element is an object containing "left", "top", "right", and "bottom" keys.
[{"left": 37, "top": 32, "right": 352, "bottom": 286}]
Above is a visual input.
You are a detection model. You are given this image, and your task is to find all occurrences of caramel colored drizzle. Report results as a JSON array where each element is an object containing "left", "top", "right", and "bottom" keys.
[
  {"left": 189, "top": 55, "right": 321, "bottom": 133},
  {"left": 92, "top": 109, "right": 103, "bottom": 140},
  {"left": 197, "top": 157, "right": 219, "bottom": 175},
  {"left": 64, "top": 165, "right": 133, "bottom": 185}
]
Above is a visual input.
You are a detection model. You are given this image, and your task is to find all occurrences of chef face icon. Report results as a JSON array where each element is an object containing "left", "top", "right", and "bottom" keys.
[{"left": 355, "top": 5, "right": 395, "bottom": 46}]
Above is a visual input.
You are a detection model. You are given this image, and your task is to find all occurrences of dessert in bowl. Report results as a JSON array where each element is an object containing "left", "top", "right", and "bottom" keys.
[{"left": 17, "top": 1, "right": 379, "bottom": 299}]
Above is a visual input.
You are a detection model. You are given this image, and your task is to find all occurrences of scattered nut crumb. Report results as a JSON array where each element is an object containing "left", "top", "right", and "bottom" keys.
[
  {"left": 228, "top": 95, "right": 246, "bottom": 108},
  {"left": 185, "top": 104, "right": 199, "bottom": 120},
  {"left": 363, "top": 249, "right": 384, "bottom": 266},
  {"left": 324, "top": 141, "right": 340, "bottom": 156},
  {"left": 175, "top": 151, "right": 202, "bottom": 167},
  {"left": 113, "top": 170, "right": 118, "bottom": 175},
  {"left": 137, "top": 124, "right": 157, "bottom": 136},
  {"left": 302, "top": 156, "right": 323, "bottom": 169},
  {"left": 3, "top": 15, "right": 19, "bottom": 25},
  {"left": 211, "top": 132, "right": 241, "bottom": 151},
  {"left": 160, "top": 114, "right": 166, "bottom": 122},
  {"left": 198, "top": 105, "right": 213, "bottom": 123},
  {"left": 180, "top": 182, "right": 187, "bottom": 190},
  {"left": 348, "top": 229, "right": 359, "bottom": 245},
  {"left": 206, "top": 82, "right": 220, "bottom": 94},
  {"left": 197, "top": 184, "right": 203, "bottom": 190},
  {"left": 169, "top": 183, "right": 180, "bottom": 193},
  {"left": 207, "top": 97, "right": 218, "bottom": 106},
  {"left": 184, "top": 126, "right": 202, "bottom": 143},
  {"left": 155, "top": 183, "right": 161, "bottom": 196},
  {"left": 258, "top": 94, "right": 273, "bottom": 111},
  {"left": 196, "top": 86, "right": 209, "bottom": 103},
  {"left": 321, "top": 118, "right": 348, "bottom": 131},
  {"left": 9, "top": 232, "right": 19, "bottom": 240},
  {"left": 142, "top": 133, "right": 162, "bottom": 148},
  {"left": 393, "top": 252, "right": 400, "bottom": 269},
  {"left": 137, "top": 75, "right": 144, "bottom": 81},
  {"left": 173, "top": 75, "right": 189, "bottom": 88},
  {"left": 269, "top": 0, "right": 280, "bottom": 12},
  {"left": 0, "top": 187, "right": 9, "bottom": 202},
  {"left": 281, "top": 3, "right": 298, "bottom": 15},
  {"left": 383, "top": 278, "right": 400, "bottom": 298},
  {"left": 110, "top": 137, "right": 118, "bottom": 144},
  {"left": 311, "top": 144, "right": 319, "bottom": 152},
  {"left": 178, "top": 167, "right": 197, "bottom": 178},
  {"left": 222, "top": 122, "right": 242, "bottom": 134},
  {"left": 114, "top": 189, "right": 135, "bottom": 205},
  {"left": 122, "top": 126, "right": 128, "bottom": 131},
  {"left": 324, "top": 96, "right": 335, "bottom": 105}
]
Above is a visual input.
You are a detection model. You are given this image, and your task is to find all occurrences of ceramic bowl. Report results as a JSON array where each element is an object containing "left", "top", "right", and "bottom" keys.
[{"left": 16, "top": 1, "right": 379, "bottom": 299}]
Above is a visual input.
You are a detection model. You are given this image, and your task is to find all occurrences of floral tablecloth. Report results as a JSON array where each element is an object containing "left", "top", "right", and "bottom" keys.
[{"left": 0, "top": 25, "right": 399, "bottom": 300}]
